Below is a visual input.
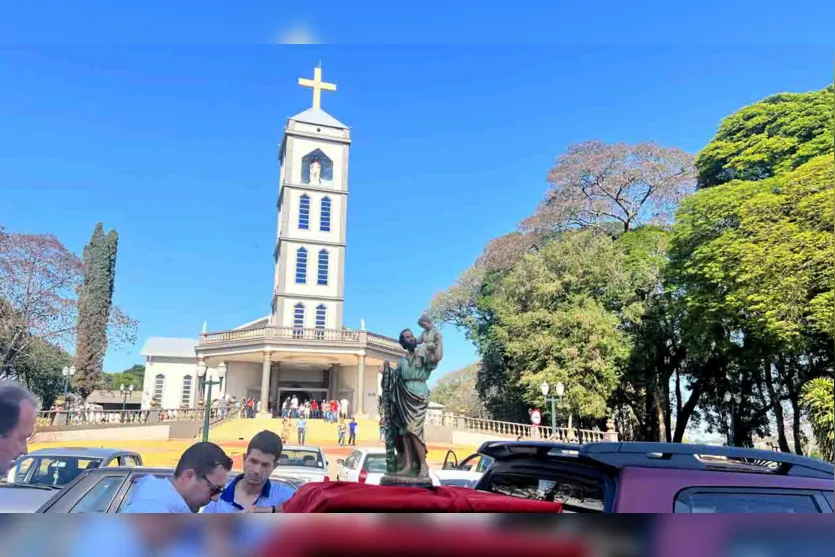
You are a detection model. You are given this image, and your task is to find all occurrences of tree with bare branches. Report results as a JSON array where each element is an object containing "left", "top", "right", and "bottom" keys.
[
  {"left": 0, "top": 228, "right": 82, "bottom": 376},
  {"left": 0, "top": 226, "right": 138, "bottom": 398},
  {"left": 521, "top": 141, "right": 696, "bottom": 235}
]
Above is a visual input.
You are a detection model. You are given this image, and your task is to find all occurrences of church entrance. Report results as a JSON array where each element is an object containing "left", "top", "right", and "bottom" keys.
[{"left": 276, "top": 387, "right": 329, "bottom": 417}]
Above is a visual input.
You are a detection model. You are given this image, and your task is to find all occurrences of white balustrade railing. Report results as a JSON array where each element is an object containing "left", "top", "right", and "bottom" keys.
[
  {"left": 461, "top": 416, "right": 610, "bottom": 443},
  {"left": 35, "top": 407, "right": 227, "bottom": 428},
  {"left": 366, "top": 332, "right": 404, "bottom": 353},
  {"left": 199, "top": 326, "right": 402, "bottom": 353}
]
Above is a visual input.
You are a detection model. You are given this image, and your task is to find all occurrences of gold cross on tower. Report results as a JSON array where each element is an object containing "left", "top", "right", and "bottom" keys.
[{"left": 298, "top": 65, "right": 337, "bottom": 109}]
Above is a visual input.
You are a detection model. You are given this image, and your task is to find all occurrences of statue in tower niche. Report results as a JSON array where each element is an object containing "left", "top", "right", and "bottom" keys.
[
  {"left": 309, "top": 157, "right": 322, "bottom": 185},
  {"left": 378, "top": 317, "right": 443, "bottom": 487}
]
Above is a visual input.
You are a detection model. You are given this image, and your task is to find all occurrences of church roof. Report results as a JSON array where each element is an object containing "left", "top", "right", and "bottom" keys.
[
  {"left": 289, "top": 107, "right": 347, "bottom": 129},
  {"left": 234, "top": 316, "right": 270, "bottom": 330},
  {"left": 140, "top": 337, "right": 198, "bottom": 358}
]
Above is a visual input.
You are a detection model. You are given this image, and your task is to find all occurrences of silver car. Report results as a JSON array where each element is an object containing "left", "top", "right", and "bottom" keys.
[{"left": 271, "top": 446, "right": 329, "bottom": 484}]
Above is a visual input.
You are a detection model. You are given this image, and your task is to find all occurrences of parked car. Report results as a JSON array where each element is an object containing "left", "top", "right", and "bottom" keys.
[
  {"left": 473, "top": 441, "right": 835, "bottom": 513},
  {"left": 6, "top": 448, "right": 143, "bottom": 489},
  {"left": 0, "top": 483, "right": 61, "bottom": 513},
  {"left": 439, "top": 450, "right": 494, "bottom": 487},
  {"left": 271, "top": 445, "right": 329, "bottom": 484},
  {"left": 335, "top": 448, "right": 441, "bottom": 486},
  {"left": 36, "top": 467, "right": 299, "bottom": 513}
]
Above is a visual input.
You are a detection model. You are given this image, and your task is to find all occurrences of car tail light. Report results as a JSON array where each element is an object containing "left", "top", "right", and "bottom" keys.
[
  {"left": 322, "top": 475, "right": 330, "bottom": 482},
  {"left": 358, "top": 469, "right": 368, "bottom": 484}
]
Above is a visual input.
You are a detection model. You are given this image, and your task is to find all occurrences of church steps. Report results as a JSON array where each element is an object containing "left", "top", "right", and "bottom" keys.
[{"left": 208, "top": 417, "right": 381, "bottom": 444}]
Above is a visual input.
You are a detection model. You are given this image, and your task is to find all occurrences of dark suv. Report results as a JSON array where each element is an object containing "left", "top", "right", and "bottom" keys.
[{"left": 473, "top": 441, "right": 834, "bottom": 513}]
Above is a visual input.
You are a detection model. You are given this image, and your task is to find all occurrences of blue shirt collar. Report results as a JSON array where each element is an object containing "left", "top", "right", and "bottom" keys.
[{"left": 219, "top": 473, "right": 272, "bottom": 509}]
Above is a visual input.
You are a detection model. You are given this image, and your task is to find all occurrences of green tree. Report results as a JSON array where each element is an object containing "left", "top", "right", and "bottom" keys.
[
  {"left": 430, "top": 363, "right": 488, "bottom": 418},
  {"left": 696, "top": 86, "right": 834, "bottom": 188},
  {"left": 668, "top": 156, "right": 834, "bottom": 450},
  {"left": 490, "top": 230, "right": 634, "bottom": 424},
  {"left": 101, "top": 364, "right": 145, "bottom": 391},
  {"left": 15, "top": 335, "right": 72, "bottom": 409},
  {"left": 74, "top": 223, "right": 120, "bottom": 400},
  {"left": 801, "top": 377, "right": 834, "bottom": 462}
]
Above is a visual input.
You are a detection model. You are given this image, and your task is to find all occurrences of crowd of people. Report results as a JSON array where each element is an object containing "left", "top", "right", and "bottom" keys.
[{"left": 278, "top": 394, "right": 350, "bottom": 422}]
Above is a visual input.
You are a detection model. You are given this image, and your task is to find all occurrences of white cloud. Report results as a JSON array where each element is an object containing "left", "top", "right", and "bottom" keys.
[{"left": 273, "top": 23, "right": 320, "bottom": 44}]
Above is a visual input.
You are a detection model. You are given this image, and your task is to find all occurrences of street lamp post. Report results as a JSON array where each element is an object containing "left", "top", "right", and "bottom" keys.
[
  {"left": 197, "top": 362, "right": 226, "bottom": 442},
  {"left": 62, "top": 365, "right": 76, "bottom": 404},
  {"left": 120, "top": 384, "right": 135, "bottom": 413},
  {"left": 540, "top": 381, "right": 565, "bottom": 439},
  {"left": 724, "top": 391, "right": 742, "bottom": 446}
]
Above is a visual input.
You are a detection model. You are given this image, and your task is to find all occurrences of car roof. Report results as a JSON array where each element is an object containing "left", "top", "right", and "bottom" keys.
[
  {"left": 282, "top": 445, "right": 322, "bottom": 452},
  {"left": 24, "top": 448, "right": 138, "bottom": 459},
  {"left": 478, "top": 441, "right": 834, "bottom": 480}
]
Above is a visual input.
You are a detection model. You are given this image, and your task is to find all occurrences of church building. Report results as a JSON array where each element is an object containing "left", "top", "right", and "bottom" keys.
[{"left": 139, "top": 67, "right": 403, "bottom": 418}]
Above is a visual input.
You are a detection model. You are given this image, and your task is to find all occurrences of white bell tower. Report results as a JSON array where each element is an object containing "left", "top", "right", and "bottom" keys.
[{"left": 272, "top": 66, "right": 350, "bottom": 332}]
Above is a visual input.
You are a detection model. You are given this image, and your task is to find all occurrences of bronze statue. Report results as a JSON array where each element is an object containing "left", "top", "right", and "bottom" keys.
[{"left": 379, "top": 324, "right": 443, "bottom": 485}]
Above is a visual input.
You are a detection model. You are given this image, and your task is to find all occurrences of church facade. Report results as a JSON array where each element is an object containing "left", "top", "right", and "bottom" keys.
[{"left": 139, "top": 67, "right": 403, "bottom": 418}]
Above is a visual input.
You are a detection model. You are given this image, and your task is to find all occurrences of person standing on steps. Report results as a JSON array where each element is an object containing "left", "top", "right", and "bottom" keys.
[
  {"left": 348, "top": 417, "right": 358, "bottom": 446},
  {"left": 337, "top": 417, "right": 346, "bottom": 446},
  {"left": 296, "top": 415, "right": 307, "bottom": 445}
]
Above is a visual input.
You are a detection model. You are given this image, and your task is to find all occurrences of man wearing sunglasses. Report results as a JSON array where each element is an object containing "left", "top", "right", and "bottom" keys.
[
  {"left": 121, "top": 441, "right": 232, "bottom": 513},
  {"left": 202, "top": 430, "right": 294, "bottom": 513}
]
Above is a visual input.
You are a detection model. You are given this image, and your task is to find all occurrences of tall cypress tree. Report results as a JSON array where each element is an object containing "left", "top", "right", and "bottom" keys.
[{"left": 73, "top": 223, "right": 119, "bottom": 400}]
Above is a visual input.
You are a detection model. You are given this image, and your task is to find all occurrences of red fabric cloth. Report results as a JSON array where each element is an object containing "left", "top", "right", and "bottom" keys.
[
  {"left": 261, "top": 522, "right": 587, "bottom": 557},
  {"left": 282, "top": 481, "right": 563, "bottom": 513}
]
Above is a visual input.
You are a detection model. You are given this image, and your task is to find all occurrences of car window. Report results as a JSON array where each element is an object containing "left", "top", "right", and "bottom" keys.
[
  {"left": 12, "top": 457, "right": 34, "bottom": 481},
  {"left": 487, "top": 474, "right": 604, "bottom": 512},
  {"left": 824, "top": 491, "right": 834, "bottom": 511},
  {"left": 476, "top": 456, "right": 494, "bottom": 473},
  {"left": 118, "top": 473, "right": 171, "bottom": 512},
  {"left": 120, "top": 456, "right": 140, "bottom": 468},
  {"left": 105, "top": 458, "right": 121, "bottom": 467},
  {"left": 70, "top": 476, "right": 124, "bottom": 513},
  {"left": 23, "top": 457, "right": 102, "bottom": 487},
  {"left": 279, "top": 450, "right": 325, "bottom": 469},
  {"left": 675, "top": 489, "right": 824, "bottom": 513},
  {"left": 344, "top": 452, "right": 359, "bottom": 470},
  {"left": 363, "top": 454, "right": 387, "bottom": 474},
  {"left": 440, "top": 478, "right": 477, "bottom": 488}
]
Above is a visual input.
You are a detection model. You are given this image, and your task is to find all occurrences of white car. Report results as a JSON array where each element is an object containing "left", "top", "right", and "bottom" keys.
[
  {"left": 271, "top": 445, "right": 329, "bottom": 484},
  {"left": 436, "top": 450, "right": 494, "bottom": 488},
  {"left": 335, "top": 448, "right": 441, "bottom": 486}
]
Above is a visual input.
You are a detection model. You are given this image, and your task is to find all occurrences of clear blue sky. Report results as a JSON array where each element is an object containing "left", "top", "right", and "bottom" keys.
[{"left": 1, "top": 39, "right": 832, "bottom": 384}]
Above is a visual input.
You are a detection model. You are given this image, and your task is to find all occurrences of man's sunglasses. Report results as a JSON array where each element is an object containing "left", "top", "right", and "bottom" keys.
[{"left": 200, "top": 474, "right": 225, "bottom": 496}]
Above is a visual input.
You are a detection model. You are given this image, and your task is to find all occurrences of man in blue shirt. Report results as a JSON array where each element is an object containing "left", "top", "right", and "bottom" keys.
[
  {"left": 121, "top": 441, "right": 233, "bottom": 513},
  {"left": 202, "top": 430, "right": 296, "bottom": 513}
]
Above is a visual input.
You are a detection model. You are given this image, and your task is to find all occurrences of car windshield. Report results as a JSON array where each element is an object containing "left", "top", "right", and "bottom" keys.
[
  {"left": 440, "top": 478, "right": 477, "bottom": 488},
  {"left": 364, "top": 454, "right": 387, "bottom": 473},
  {"left": 12, "top": 456, "right": 103, "bottom": 488},
  {"left": 278, "top": 450, "right": 324, "bottom": 469}
]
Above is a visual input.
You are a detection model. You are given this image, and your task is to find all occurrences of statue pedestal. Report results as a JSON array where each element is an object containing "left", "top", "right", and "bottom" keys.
[{"left": 379, "top": 474, "right": 435, "bottom": 489}]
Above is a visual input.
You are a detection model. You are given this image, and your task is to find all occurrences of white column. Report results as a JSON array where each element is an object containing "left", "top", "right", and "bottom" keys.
[
  {"left": 194, "top": 357, "right": 205, "bottom": 409},
  {"left": 356, "top": 354, "right": 366, "bottom": 417},
  {"left": 260, "top": 351, "right": 272, "bottom": 417}
]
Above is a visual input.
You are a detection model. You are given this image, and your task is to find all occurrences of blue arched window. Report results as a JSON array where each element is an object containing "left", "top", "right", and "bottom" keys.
[
  {"left": 315, "top": 304, "right": 327, "bottom": 339},
  {"left": 317, "top": 249, "right": 329, "bottom": 285},
  {"left": 298, "top": 194, "right": 310, "bottom": 230},
  {"left": 293, "top": 303, "right": 305, "bottom": 338},
  {"left": 295, "top": 247, "right": 308, "bottom": 284},
  {"left": 320, "top": 197, "right": 332, "bottom": 232}
]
